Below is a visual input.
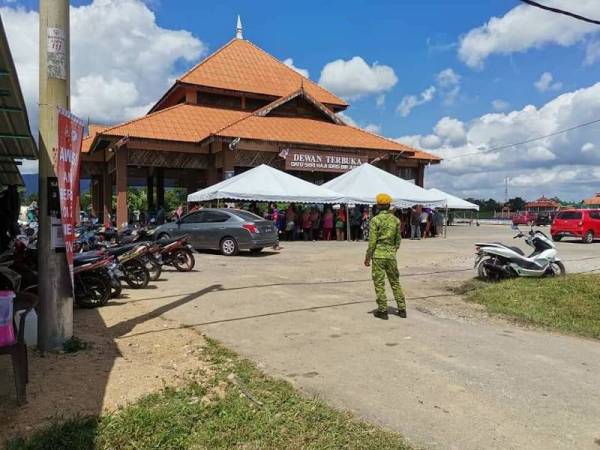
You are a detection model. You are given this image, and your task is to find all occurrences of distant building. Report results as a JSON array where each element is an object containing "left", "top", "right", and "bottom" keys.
[
  {"left": 583, "top": 193, "right": 600, "bottom": 208},
  {"left": 524, "top": 196, "right": 560, "bottom": 212}
]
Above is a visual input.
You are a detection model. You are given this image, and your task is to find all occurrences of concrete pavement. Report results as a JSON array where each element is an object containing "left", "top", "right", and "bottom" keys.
[{"left": 129, "top": 225, "right": 600, "bottom": 449}]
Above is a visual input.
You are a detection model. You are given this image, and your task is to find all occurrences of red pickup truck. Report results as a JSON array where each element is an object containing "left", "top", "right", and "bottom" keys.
[{"left": 511, "top": 212, "right": 537, "bottom": 226}]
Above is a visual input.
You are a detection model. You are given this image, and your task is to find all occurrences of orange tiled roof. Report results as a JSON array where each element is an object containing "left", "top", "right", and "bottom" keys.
[
  {"left": 408, "top": 150, "right": 441, "bottom": 162},
  {"left": 215, "top": 115, "right": 415, "bottom": 153},
  {"left": 89, "top": 102, "right": 439, "bottom": 160},
  {"left": 583, "top": 193, "right": 600, "bottom": 205},
  {"left": 82, "top": 124, "right": 108, "bottom": 153},
  {"left": 99, "top": 104, "right": 248, "bottom": 143},
  {"left": 525, "top": 196, "right": 560, "bottom": 208},
  {"left": 179, "top": 39, "right": 347, "bottom": 108}
]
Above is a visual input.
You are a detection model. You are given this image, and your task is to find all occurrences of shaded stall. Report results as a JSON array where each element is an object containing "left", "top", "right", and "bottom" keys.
[
  {"left": 187, "top": 164, "right": 343, "bottom": 204},
  {"left": 322, "top": 163, "right": 445, "bottom": 207}
]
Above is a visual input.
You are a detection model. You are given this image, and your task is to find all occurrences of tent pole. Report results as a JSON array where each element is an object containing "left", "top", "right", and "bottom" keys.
[
  {"left": 346, "top": 204, "right": 350, "bottom": 242},
  {"left": 444, "top": 204, "right": 448, "bottom": 239}
]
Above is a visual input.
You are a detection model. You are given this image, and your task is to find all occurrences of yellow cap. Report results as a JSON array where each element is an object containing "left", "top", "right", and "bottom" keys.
[{"left": 376, "top": 193, "right": 392, "bottom": 205}]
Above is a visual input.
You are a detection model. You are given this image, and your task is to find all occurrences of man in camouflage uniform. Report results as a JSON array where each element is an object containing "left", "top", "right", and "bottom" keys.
[{"left": 364, "top": 193, "right": 406, "bottom": 320}]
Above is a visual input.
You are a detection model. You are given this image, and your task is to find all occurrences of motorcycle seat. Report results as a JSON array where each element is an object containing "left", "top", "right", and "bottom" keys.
[
  {"left": 507, "top": 246, "right": 525, "bottom": 256},
  {"left": 74, "top": 251, "right": 103, "bottom": 266},
  {"left": 105, "top": 243, "right": 145, "bottom": 257},
  {"left": 157, "top": 237, "right": 180, "bottom": 246}
]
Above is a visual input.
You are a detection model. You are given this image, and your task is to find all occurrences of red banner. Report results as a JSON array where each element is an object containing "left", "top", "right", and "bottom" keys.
[{"left": 56, "top": 107, "right": 84, "bottom": 285}]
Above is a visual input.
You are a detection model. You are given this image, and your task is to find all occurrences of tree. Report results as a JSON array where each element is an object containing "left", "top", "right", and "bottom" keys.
[
  {"left": 80, "top": 191, "right": 92, "bottom": 212},
  {"left": 507, "top": 197, "right": 526, "bottom": 212},
  {"left": 127, "top": 188, "right": 147, "bottom": 212}
]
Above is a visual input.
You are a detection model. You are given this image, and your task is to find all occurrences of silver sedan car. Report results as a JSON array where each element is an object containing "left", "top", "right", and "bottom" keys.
[{"left": 154, "top": 208, "right": 278, "bottom": 256}]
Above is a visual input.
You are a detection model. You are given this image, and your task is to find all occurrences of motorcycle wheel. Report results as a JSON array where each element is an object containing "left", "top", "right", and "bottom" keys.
[
  {"left": 546, "top": 261, "right": 566, "bottom": 277},
  {"left": 173, "top": 249, "right": 195, "bottom": 272},
  {"left": 123, "top": 259, "right": 150, "bottom": 289},
  {"left": 111, "top": 278, "right": 123, "bottom": 298},
  {"left": 76, "top": 274, "right": 111, "bottom": 308},
  {"left": 147, "top": 259, "right": 162, "bottom": 281},
  {"left": 477, "top": 256, "right": 505, "bottom": 282}
]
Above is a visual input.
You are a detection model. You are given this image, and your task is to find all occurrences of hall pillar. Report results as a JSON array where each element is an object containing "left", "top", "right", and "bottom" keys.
[
  {"left": 102, "top": 170, "right": 112, "bottom": 226},
  {"left": 147, "top": 170, "right": 154, "bottom": 212},
  {"left": 116, "top": 147, "right": 128, "bottom": 228},
  {"left": 223, "top": 141, "right": 235, "bottom": 180},
  {"left": 90, "top": 176, "right": 100, "bottom": 217},
  {"left": 156, "top": 168, "right": 165, "bottom": 209},
  {"left": 416, "top": 164, "right": 425, "bottom": 188}
]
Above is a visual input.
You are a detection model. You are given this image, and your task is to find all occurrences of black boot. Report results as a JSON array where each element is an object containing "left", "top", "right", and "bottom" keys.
[
  {"left": 397, "top": 308, "right": 407, "bottom": 318},
  {"left": 374, "top": 310, "right": 389, "bottom": 320}
]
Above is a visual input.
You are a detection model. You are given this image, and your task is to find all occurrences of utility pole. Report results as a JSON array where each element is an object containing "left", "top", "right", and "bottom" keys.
[
  {"left": 504, "top": 177, "right": 510, "bottom": 204},
  {"left": 38, "top": 0, "right": 72, "bottom": 351}
]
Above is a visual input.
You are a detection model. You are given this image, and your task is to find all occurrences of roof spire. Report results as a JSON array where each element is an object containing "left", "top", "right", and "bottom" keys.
[{"left": 236, "top": 15, "right": 243, "bottom": 39}]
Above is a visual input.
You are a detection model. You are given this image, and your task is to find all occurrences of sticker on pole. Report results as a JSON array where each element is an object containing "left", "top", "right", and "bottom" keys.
[{"left": 47, "top": 27, "right": 66, "bottom": 80}]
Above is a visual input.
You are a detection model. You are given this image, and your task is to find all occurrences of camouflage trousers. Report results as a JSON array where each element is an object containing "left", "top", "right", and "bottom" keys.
[{"left": 371, "top": 258, "right": 406, "bottom": 312}]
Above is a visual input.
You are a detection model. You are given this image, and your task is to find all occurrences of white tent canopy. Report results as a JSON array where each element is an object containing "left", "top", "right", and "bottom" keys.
[
  {"left": 322, "top": 163, "right": 446, "bottom": 207},
  {"left": 428, "top": 188, "right": 479, "bottom": 211},
  {"left": 187, "top": 164, "right": 344, "bottom": 204}
]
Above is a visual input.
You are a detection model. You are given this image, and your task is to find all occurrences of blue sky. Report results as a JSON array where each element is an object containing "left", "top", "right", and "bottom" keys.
[{"left": 2, "top": 0, "right": 600, "bottom": 200}]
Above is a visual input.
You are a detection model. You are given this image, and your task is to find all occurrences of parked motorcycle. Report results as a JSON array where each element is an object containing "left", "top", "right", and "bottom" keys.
[
  {"left": 474, "top": 225, "right": 566, "bottom": 281},
  {"left": 73, "top": 254, "right": 116, "bottom": 308},
  {"left": 103, "top": 243, "right": 151, "bottom": 289},
  {"left": 157, "top": 236, "right": 195, "bottom": 272}
]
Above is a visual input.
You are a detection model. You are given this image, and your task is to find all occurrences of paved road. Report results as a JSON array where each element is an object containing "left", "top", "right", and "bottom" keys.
[{"left": 136, "top": 225, "right": 600, "bottom": 449}]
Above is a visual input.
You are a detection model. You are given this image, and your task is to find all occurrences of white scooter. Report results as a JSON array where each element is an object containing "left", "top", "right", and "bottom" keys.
[{"left": 474, "top": 225, "right": 566, "bottom": 281}]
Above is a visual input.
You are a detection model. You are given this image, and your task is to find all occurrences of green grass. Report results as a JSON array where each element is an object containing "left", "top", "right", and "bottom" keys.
[
  {"left": 7, "top": 339, "right": 412, "bottom": 450},
  {"left": 458, "top": 274, "right": 600, "bottom": 339}
]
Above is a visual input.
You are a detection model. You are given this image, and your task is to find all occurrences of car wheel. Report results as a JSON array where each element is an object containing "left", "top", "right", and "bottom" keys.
[
  {"left": 220, "top": 237, "right": 239, "bottom": 256},
  {"left": 552, "top": 235, "right": 562, "bottom": 242},
  {"left": 157, "top": 232, "right": 170, "bottom": 241},
  {"left": 583, "top": 230, "right": 594, "bottom": 244}
]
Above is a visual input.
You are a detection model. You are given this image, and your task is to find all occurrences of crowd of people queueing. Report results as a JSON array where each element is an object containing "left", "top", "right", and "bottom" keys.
[{"left": 252, "top": 203, "right": 448, "bottom": 242}]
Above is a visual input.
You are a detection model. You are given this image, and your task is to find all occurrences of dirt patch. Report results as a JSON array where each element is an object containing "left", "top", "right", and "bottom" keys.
[{"left": 0, "top": 293, "right": 209, "bottom": 443}]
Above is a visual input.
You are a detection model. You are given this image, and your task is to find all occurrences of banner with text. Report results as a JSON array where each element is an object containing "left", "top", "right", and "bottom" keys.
[
  {"left": 56, "top": 107, "right": 84, "bottom": 286},
  {"left": 281, "top": 149, "right": 366, "bottom": 173}
]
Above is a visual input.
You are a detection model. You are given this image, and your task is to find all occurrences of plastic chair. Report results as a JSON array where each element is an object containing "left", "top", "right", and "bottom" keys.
[{"left": 0, "top": 292, "right": 38, "bottom": 405}]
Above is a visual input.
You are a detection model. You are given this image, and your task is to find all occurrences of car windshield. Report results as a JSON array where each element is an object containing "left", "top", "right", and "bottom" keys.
[
  {"left": 557, "top": 211, "right": 582, "bottom": 220},
  {"left": 233, "top": 210, "right": 264, "bottom": 221}
]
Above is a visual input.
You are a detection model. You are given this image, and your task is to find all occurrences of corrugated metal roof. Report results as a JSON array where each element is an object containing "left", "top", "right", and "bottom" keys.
[{"left": 0, "top": 15, "right": 37, "bottom": 162}]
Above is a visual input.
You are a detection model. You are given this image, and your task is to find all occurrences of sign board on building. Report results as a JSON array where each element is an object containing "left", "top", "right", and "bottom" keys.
[{"left": 280, "top": 149, "right": 365, "bottom": 173}]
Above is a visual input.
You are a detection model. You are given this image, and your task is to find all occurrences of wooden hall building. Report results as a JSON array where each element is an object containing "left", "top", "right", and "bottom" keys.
[{"left": 81, "top": 24, "right": 441, "bottom": 227}]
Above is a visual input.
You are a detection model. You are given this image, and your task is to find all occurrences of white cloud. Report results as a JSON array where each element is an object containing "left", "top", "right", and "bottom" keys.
[
  {"left": 458, "top": 1, "right": 600, "bottom": 68},
  {"left": 436, "top": 68, "right": 460, "bottom": 88},
  {"left": 584, "top": 39, "right": 600, "bottom": 65},
  {"left": 397, "top": 86, "right": 435, "bottom": 117},
  {"left": 581, "top": 142, "right": 595, "bottom": 153},
  {"left": 436, "top": 68, "right": 461, "bottom": 105},
  {"left": 492, "top": 99, "right": 510, "bottom": 112},
  {"left": 434, "top": 117, "right": 466, "bottom": 146},
  {"left": 364, "top": 123, "right": 382, "bottom": 134},
  {"left": 319, "top": 56, "right": 398, "bottom": 100},
  {"left": 396, "top": 82, "right": 600, "bottom": 200},
  {"left": 376, "top": 94, "right": 385, "bottom": 107},
  {"left": 2, "top": 0, "right": 206, "bottom": 130},
  {"left": 283, "top": 58, "right": 309, "bottom": 79},
  {"left": 534, "top": 72, "right": 562, "bottom": 92}
]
